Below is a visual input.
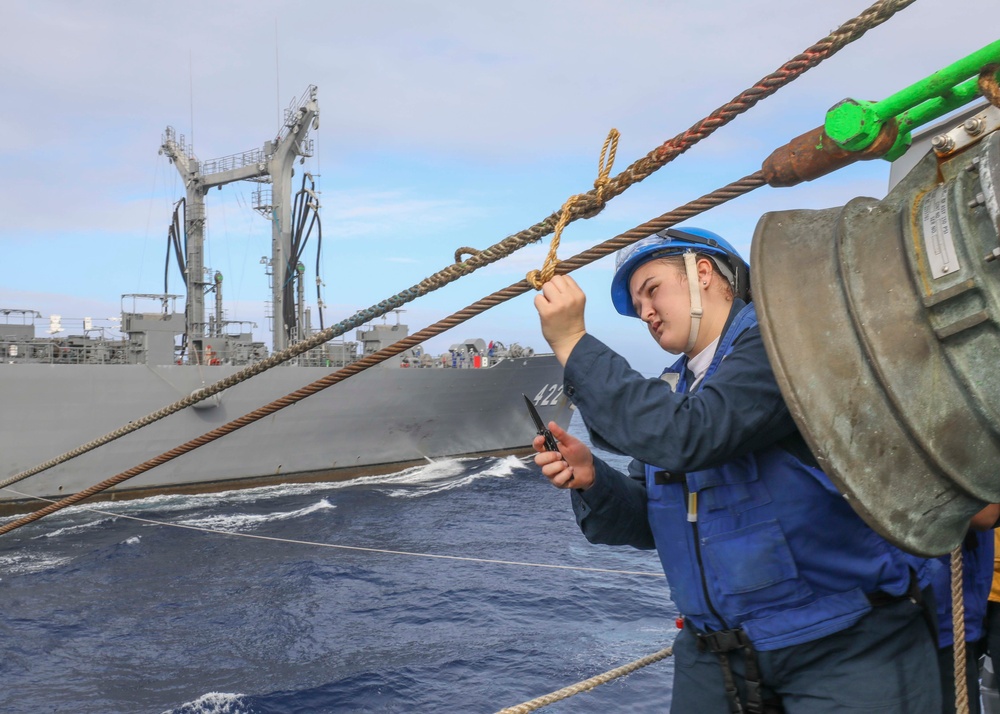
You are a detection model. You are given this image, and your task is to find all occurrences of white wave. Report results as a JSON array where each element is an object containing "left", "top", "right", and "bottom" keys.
[
  {"left": 32, "top": 516, "right": 118, "bottom": 539},
  {"left": 162, "top": 691, "right": 247, "bottom": 714},
  {"left": 123, "top": 535, "right": 141, "bottom": 545},
  {"left": 6, "top": 455, "right": 527, "bottom": 536},
  {"left": 0, "top": 551, "right": 72, "bottom": 575},
  {"left": 483, "top": 454, "right": 533, "bottom": 478},
  {"left": 378, "top": 454, "right": 530, "bottom": 498},
  {"left": 176, "top": 498, "right": 335, "bottom": 532},
  {"left": 36, "top": 459, "right": 478, "bottom": 518},
  {"left": 131, "top": 457, "right": 487, "bottom": 506},
  {"left": 72, "top": 480, "right": 343, "bottom": 516}
]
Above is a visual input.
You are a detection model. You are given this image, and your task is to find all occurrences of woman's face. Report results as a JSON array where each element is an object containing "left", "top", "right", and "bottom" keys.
[{"left": 628, "top": 259, "right": 692, "bottom": 354}]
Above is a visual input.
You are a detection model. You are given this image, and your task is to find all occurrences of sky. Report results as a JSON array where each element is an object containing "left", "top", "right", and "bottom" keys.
[{"left": 1, "top": 0, "right": 998, "bottom": 376}]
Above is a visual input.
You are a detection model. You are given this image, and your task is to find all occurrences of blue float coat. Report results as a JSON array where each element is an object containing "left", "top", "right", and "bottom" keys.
[{"left": 565, "top": 301, "right": 922, "bottom": 651}]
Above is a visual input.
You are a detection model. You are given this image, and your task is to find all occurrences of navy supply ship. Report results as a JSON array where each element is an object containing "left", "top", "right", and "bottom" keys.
[{"left": 0, "top": 86, "right": 572, "bottom": 514}]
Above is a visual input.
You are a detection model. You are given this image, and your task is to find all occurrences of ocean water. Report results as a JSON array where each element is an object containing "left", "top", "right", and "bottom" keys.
[{"left": 0, "top": 416, "right": 678, "bottom": 713}]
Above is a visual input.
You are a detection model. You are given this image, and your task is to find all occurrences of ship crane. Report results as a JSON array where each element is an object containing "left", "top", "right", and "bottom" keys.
[{"left": 159, "top": 85, "right": 319, "bottom": 360}]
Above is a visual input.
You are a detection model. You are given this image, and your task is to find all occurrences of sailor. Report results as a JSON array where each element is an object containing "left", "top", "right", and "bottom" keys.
[{"left": 531, "top": 227, "right": 942, "bottom": 713}]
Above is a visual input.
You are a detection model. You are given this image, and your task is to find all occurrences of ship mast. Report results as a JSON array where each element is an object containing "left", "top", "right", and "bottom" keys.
[{"left": 160, "top": 86, "right": 319, "bottom": 358}]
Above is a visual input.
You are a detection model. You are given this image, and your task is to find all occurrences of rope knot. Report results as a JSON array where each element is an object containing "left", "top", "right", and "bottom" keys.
[
  {"left": 593, "top": 128, "right": 620, "bottom": 204},
  {"left": 454, "top": 246, "right": 482, "bottom": 263},
  {"left": 527, "top": 128, "right": 620, "bottom": 290}
]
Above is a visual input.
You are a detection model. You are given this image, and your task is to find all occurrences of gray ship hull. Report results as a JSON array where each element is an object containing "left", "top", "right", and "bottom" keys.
[{"left": 0, "top": 356, "right": 571, "bottom": 513}]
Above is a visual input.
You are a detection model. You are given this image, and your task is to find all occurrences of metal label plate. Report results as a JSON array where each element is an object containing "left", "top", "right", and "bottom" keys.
[{"left": 921, "top": 185, "right": 960, "bottom": 279}]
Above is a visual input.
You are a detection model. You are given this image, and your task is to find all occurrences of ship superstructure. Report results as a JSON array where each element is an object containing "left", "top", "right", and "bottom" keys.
[{"left": 0, "top": 86, "right": 571, "bottom": 513}]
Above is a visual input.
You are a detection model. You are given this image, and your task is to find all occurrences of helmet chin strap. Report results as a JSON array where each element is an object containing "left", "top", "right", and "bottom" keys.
[{"left": 683, "top": 252, "right": 703, "bottom": 354}]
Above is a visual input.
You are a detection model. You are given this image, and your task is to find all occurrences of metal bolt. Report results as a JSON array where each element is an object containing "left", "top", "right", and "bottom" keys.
[
  {"left": 968, "top": 193, "right": 987, "bottom": 208},
  {"left": 963, "top": 118, "right": 985, "bottom": 136},
  {"left": 931, "top": 134, "right": 955, "bottom": 153},
  {"left": 967, "top": 157, "right": 982, "bottom": 173},
  {"left": 985, "top": 247, "right": 1000, "bottom": 263}
]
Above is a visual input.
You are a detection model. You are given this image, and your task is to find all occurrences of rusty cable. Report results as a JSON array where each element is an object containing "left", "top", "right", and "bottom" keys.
[
  {"left": 0, "top": 172, "right": 766, "bottom": 536},
  {"left": 0, "top": 0, "right": 914, "bottom": 491}
]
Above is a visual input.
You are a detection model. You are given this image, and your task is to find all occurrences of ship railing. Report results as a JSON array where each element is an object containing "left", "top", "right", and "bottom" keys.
[
  {"left": 161, "top": 127, "right": 268, "bottom": 177},
  {"left": 272, "top": 344, "right": 341, "bottom": 368},
  {"left": 252, "top": 183, "right": 273, "bottom": 215},
  {"left": 199, "top": 147, "right": 268, "bottom": 177},
  {"left": 1, "top": 337, "right": 129, "bottom": 365},
  {"left": 161, "top": 126, "right": 196, "bottom": 162},
  {"left": 275, "top": 84, "right": 318, "bottom": 147},
  {"left": 0, "top": 308, "right": 42, "bottom": 324}
]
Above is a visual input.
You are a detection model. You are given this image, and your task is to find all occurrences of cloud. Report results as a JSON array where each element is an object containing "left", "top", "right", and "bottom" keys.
[
  {"left": 324, "top": 189, "right": 486, "bottom": 239},
  {"left": 2, "top": 0, "right": 998, "bottom": 366}
]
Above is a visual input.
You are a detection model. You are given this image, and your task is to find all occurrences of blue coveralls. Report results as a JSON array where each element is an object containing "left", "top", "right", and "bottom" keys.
[{"left": 563, "top": 300, "right": 941, "bottom": 712}]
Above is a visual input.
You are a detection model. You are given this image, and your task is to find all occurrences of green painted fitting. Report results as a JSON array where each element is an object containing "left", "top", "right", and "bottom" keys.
[
  {"left": 874, "top": 39, "right": 1000, "bottom": 118},
  {"left": 825, "top": 40, "right": 1000, "bottom": 158},
  {"left": 879, "top": 73, "right": 989, "bottom": 162},
  {"left": 825, "top": 98, "right": 882, "bottom": 151},
  {"left": 882, "top": 129, "right": 913, "bottom": 162},
  {"left": 895, "top": 76, "right": 984, "bottom": 137}
]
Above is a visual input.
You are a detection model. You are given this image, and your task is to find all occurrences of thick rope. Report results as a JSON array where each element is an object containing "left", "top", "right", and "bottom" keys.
[
  {"left": 952, "top": 546, "right": 970, "bottom": 714},
  {"left": 527, "top": 128, "right": 619, "bottom": 289},
  {"left": 0, "top": 0, "right": 911, "bottom": 491},
  {"left": 495, "top": 646, "right": 674, "bottom": 714},
  {"left": 0, "top": 172, "right": 765, "bottom": 536}
]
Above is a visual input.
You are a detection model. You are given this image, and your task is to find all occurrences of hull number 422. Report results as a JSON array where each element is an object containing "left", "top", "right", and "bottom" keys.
[{"left": 531, "top": 384, "right": 564, "bottom": 406}]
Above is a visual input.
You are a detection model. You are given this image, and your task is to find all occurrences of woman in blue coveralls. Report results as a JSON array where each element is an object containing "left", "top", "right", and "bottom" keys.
[{"left": 531, "top": 227, "right": 941, "bottom": 713}]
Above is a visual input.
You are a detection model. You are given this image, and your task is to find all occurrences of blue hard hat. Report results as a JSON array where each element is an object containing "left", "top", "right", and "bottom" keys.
[{"left": 610, "top": 227, "right": 750, "bottom": 317}]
